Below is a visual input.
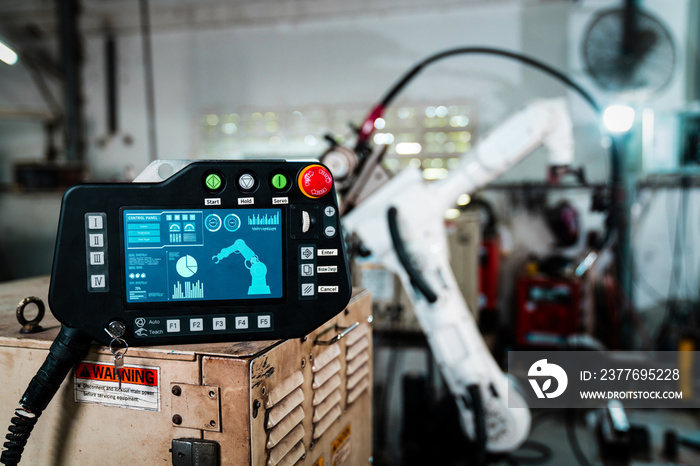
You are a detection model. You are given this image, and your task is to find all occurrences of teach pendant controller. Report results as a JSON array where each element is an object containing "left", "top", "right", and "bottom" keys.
[{"left": 49, "top": 161, "right": 352, "bottom": 346}]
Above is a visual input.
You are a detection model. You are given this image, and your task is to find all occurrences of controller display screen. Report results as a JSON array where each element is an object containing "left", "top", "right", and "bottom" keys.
[{"left": 123, "top": 208, "right": 283, "bottom": 303}]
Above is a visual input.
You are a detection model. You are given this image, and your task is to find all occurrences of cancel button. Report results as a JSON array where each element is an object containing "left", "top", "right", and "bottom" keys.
[{"left": 318, "top": 285, "right": 339, "bottom": 293}]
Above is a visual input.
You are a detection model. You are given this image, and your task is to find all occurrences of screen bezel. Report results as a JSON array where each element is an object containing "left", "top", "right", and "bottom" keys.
[{"left": 119, "top": 206, "right": 288, "bottom": 311}]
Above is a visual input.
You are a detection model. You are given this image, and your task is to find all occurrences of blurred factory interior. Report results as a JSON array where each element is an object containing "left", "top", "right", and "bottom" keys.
[{"left": 0, "top": 0, "right": 700, "bottom": 465}]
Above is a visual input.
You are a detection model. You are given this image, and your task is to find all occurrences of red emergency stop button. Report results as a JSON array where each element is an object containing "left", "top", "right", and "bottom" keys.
[{"left": 298, "top": 164, "right": 333, "bottom": 199}]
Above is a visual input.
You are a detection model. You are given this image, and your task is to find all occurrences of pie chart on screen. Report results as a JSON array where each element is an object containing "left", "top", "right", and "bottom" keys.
[{"left": 176, "top": 255, "right": 198, "bottom": 278}]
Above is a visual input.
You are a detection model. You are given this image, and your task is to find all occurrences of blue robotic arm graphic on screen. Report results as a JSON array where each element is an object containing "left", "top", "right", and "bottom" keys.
[{"left": 212, "top": 239, "right": 271, "bottom": 295}]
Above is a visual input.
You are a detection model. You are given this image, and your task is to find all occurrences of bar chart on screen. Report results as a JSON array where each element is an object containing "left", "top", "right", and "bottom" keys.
[
  {"left": 248, "top": 212, "right": 280, "bottom": 226},
  {"left": 172, "top": 281, "right": 204, "bottom": 299}
]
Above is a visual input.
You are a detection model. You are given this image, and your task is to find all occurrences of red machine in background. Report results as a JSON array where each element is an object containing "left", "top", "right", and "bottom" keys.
[
  {"left": 516, "top": 274, "right": 583, "bottom": 347},
  {"left": 466, "top": 197, "right": 501, "bottom": 318},
  {"left": 515, "top": 200, "right": 585, "bottom": 347},
  {"left": 479, "top": 237, "right": 501, "bottom": 312}
]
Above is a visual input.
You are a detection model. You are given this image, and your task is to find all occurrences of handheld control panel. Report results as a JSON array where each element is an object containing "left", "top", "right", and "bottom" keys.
[{"left": 49, "top": 160, "right": 352, "bottom": 346}]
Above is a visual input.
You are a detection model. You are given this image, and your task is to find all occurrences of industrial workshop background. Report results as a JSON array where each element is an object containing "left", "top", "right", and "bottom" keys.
[{"left": 0, "top": 0, "right": 699, "bottom": 465}]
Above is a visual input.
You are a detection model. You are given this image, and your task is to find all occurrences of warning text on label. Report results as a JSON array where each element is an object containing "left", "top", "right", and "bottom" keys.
[{"left": 74, "top": 361, "right": 160, "bottom": 412}]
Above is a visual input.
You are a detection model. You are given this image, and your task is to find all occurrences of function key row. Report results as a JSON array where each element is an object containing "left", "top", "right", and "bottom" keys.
[
  {"left": 165, "top": 315, "right": 271, "bottom": 332},
  {"left": 133, "top": 314, "right": 273, "bottom": 338}
]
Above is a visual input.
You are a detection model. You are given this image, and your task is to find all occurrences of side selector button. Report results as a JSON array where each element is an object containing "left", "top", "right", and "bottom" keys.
[
  {"left": 90, "top": 275, "right": 106, "bottom": 288},
  {"left": 89, "top": 234, "right": 104, "bottom": 248},
  {"left": 87, "top": 215, "right": 103, "bottom": 229},
  {"left": 298, "top": 164, "right": 333, "bottom": 199},
  {"left": 90, "top": 252, "right": 105, "bottom": 265}
]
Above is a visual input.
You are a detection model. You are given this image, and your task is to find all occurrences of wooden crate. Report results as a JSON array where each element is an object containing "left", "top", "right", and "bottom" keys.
[{"left": 0, "top": 276, "right": 372, "bottom": 466}]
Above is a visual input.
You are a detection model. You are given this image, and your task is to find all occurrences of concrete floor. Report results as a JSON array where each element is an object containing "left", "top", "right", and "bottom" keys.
[
  {"left": 373, "top": 340, "right": 700, "bottom": 465},
  {"left": 374, "top": 366, "right": 700, "bottom": 466},
  {"left": 489, "top": 408, "right": 700, "bottom": 466}
]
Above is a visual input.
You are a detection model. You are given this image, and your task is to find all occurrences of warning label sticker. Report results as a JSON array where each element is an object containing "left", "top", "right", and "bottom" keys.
[
  {"left": 331, "top": 424, "right": 351, "bottom": 466},
  {"left": 74, "top": 361, "right": 160, "bottom": 412}
]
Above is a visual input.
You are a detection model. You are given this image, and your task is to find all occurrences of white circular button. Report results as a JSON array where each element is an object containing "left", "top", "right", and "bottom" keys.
[
  {"left": 238, "top": 173, "right": 255, "bottom": 190},
  {"left": 324, "top": 206, "right": 336, "bottom": 217},
  {"left": 324, "top": 226, "right": 336, "bottom": 237}
]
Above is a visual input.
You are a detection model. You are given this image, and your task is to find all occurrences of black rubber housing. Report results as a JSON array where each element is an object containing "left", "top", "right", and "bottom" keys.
[{"left": 49, "top": 161, "right": 352, "bottom": 346}]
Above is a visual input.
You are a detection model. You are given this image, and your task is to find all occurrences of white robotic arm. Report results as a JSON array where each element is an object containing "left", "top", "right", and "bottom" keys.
[
  {"left": 342, "top": 98, "right": 574, "bottom": 452},
  {"left": 212, "top": 239, "right": 272, "bottom": 295}
]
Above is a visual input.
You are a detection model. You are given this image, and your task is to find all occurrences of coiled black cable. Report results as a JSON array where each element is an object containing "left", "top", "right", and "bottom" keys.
[
  {"left": 1, "top": 411, "right": 38, "bottom": 466},
  {"left": 1, "top": 326, "right": 92, "bottom": 465}
]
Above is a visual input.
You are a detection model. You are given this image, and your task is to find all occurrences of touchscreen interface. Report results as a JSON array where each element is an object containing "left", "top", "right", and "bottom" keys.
[{"left": 123, "top": 208, "right": 283, "bottom": 303}]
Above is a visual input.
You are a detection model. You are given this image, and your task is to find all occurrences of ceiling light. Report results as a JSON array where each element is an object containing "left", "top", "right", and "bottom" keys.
[
  {"left": 603, "top": 104, "right": 635, "bottom": 133},
  {"left": 0, "top": 40, "right": 17, "bottom": 66}
]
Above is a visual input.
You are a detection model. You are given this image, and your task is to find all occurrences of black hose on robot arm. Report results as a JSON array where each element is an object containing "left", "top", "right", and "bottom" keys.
[{"left": 354, "top": 46, "right": 622, "bottom": 251}]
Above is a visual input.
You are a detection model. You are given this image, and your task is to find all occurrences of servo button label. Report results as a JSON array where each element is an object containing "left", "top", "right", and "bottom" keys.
[{"left": 74, "top": 361, "right": 161, "bottom": 412}]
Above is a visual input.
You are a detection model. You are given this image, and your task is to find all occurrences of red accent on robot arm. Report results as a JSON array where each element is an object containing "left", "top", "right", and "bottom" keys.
[{"left": 356, "top": 104, "right": 385, "bottom": 146}]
